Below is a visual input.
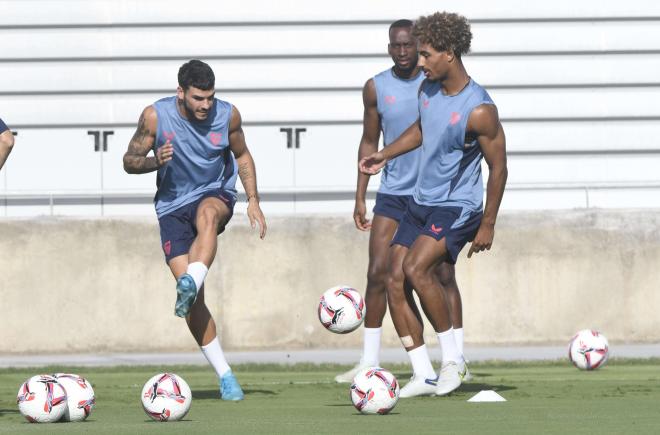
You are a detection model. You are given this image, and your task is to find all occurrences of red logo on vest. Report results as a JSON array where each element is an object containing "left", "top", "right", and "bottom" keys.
[
  {"left": 385, "top": 95, "right": 396, "bottom": 104},
  {"left": 422, "top": 99, "right": 430, "bottom": 109},
  {"left": 209, "top": 132, "right": 222, "bottom": 146},
  {"left": 163, "top": 131, "right": 176, "bottom": 142},
  {"left": 450, "top": 112, "right": 461, "bottom": 125}
]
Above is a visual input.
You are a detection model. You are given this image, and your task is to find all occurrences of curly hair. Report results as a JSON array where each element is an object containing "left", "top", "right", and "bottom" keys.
[{"left": 412, "top": 12, "right": 472, "bottom": 57}]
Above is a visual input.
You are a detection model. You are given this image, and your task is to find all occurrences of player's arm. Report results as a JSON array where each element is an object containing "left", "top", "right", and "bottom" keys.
[
  {"left": 354, "top": 79, "right": 381, "bottom": 231},
  {"left": 466, "top": 104, "right": 508, "bottom": 258},
  {"left": 228, "top": 106, "right": 267, "bottom": 239},
  {"left": 0, "top": 127, "right": 15, "bottom": 171},
  {"left": 359, "top": 119, "right": 421, "bottom": 175},
  {"left": 123, "top": 106, "right": 172, "bottom": 174}
]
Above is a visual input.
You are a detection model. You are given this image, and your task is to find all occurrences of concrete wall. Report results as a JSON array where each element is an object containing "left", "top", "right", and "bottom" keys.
[{"left": 1, "top": 209, "right": 659, "bottom": 354}]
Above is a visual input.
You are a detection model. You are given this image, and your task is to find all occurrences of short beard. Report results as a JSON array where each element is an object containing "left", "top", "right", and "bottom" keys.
[{"left": 177, "top": 98, "right": 203, "bottom": 122}]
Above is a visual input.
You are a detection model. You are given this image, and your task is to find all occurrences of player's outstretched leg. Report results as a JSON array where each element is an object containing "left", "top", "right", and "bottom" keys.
[
  {"left": 188, "top": 287, "right": 244, "bottom": 401},
  {"left": 169, "top": 255, "right": 243, "bottom": 401},
  {"left": 336, "top": 216, "right": 398, "bottom": 383}
]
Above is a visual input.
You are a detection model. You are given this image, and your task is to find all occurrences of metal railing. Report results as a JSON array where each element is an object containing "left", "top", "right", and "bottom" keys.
[{"left": 2, "top": 182, "right": 660, "bottom": 216}]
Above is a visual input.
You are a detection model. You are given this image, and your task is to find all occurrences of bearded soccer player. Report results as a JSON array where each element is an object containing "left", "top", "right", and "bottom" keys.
[
  {"left": 0, "top": 118, "right": 15, "bottom": 171},
  {"left": 360, "top": 12, "right": 507, "bottom": 397},
  {"left": 336, "top": 20, "right": 470, "bottom": 384},
  {"left": 123, "top": 59, "right": 267, "bottom": 401}
]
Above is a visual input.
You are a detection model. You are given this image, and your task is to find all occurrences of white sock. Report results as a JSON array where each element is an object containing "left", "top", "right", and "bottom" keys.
[
  {"left": 437, "top": 328, "right": 463, "bottom": 365},
  {"left": 407, "top": 345, "right": 436, "bottom": 379},
  {"left": 362, "top": 327, "right": 381, "bottom": 366},
  {"left": 454, "top": 327, "right": 464, "bottom": 355},
  {"left": 200, "top": 336, "right": 231, "bottom": 378},
  {"left": 186, "top": 262, "right": 208, "bottom": 291}
]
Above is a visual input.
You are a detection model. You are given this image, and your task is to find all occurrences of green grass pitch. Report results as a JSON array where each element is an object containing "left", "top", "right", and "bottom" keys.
[{"left": 1, "top": 359, "right": 659, "bottom": 434}]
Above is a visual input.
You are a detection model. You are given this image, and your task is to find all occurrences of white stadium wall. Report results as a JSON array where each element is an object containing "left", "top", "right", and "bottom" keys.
[
  {"left": 1, "top": 0, "right": 660, "bottom": 215},
  {"left": 1, "top": 0, "right": 660, "bottom": 353}
]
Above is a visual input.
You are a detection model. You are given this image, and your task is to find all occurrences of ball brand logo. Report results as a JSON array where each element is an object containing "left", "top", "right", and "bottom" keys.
[
  {"left": 163, "top": 131, "right": 176, "bottom": 142},
  {"left": 422, "top": 99, "right": 430, "bottom": 109},
  {"left": 384, "top": 95, "right": 396, "bottom": 104},
  {"left": 450, "top": 112, "right": 461, "bottom": 125},
  {"left": 209, "top": 132, "right": 222, "bottom": 146},
  {"left": 430, "top": 224, "right": 443, "bottom": 234},
  {"left": 163, "top": 240, "right": 171, "bottom": 256}
]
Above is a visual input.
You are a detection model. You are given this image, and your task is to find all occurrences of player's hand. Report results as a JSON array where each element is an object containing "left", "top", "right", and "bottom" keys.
[
  {"left": 353, "top": 200, "right": 371, "bottom": 231},
  {"left": 467, "top": 223, "right": 494, "bottom": 258},
  {"left": 359, "top": 152, "right": 387, "bottom": 175},
  {"left": 247, "top": 197, "right": 267, "bottom": 239},
  {"left": 156, "top": 140, "right": 174, "bottom": 166}
]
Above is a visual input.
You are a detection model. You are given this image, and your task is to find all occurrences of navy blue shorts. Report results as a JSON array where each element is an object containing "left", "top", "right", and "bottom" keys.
[
  {"left": 373, "top": 193, "right": 411, "bottom": 221},
  {"left": 391, "top": 198, "right": 482, "bottom": 264},
  {"left": 158, "top": 189, "right": 236, "bottom": 263}
]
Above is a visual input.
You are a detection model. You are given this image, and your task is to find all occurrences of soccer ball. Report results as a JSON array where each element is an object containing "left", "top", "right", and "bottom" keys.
[
  {"left": 568, "top": 329, "right": 609, "bottom": 370},
  {"left": 52, "top": 373, "right": 95, "bottom": 422},
  {"left": 141, "top": 373, "right": 192, "bottom": 422},
  {"left": 16, "top": 375, "right": 67, "bottom": 423},
  {"left": 350, "top": 367, "right": 399, "bottom": 415},
  {"left": 318, "top": 285, "right": 365, "bottom": 334}
]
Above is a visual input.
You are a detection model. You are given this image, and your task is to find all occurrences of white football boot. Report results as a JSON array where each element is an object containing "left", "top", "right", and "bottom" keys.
[
  {"left": 398, "top": 374, "right": 439, "bottom": 398},
  {"left": 435, "top": 361, "right": 462, "bottom": 396},
  {"left": 334, "top": 361, "right": 371, "bottom": 383}
]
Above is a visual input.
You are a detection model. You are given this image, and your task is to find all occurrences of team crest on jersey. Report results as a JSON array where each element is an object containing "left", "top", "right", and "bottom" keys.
[
  {"left": 163, "top": 131, "right": 176, "bottom": 142},
  {"left": 384, "top": 95, "right": 396, "bottom": 104},
  {"left": 422, "top": 99, "right": 430, "bottom": 109},
  {"left": 450, "top": 112, "right": 461, "bottom": 125},
  {"left": 209, "top": 132, "right": 222, "bottom": 146}
]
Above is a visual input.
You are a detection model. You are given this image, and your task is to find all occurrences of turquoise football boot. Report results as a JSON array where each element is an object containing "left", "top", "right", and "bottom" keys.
[
  {"left": 174, "top": 273, "right": 197, "bottom": 317},
  {"left": 220, "top": 371, "right": 244, "bottom": 401}
]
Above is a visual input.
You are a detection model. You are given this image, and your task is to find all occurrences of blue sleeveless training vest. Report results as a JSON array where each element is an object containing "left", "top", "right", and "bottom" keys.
[
  {"left": 152, "top": 96, "right": 238, "bottom": 217},
  {"left": 414, "top": 79, "right": 494, "bottom": 213},
  {"left": 373, "top": 68, "right": 424, "bottom": 195}
]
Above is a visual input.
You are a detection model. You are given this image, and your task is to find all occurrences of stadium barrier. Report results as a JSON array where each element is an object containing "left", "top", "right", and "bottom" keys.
[{"left": 1, "top": 209, "right": 659, "bottom": 354}]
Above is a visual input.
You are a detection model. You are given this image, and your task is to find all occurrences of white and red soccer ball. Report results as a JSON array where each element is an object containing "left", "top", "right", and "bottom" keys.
[
  {"left": 16, "top": 375, "right": 68, "bottom": 423},
  {"left": 568, "top": 329, "right": 609, "bottom": 370},
  {"left": 350, "top": 367, "right": 399, "bottom": 415},
  {"left": 318, "top": 286, "right": 365, "bottom": 333},
  {"left": 52, "top": 373, "right": 96, "bottom": 422},
  {"left": 141, "top": 373, "right": 192, "bottom": 422}
]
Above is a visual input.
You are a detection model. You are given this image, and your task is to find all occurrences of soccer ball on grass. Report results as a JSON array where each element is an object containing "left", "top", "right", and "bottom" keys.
[
  {"left": 16, "top": 375, "right": 67, "bottom": 423},
  {"left": 52, "top": 373, "right": 95, "bottom": 422},
  {"left": 141, "top": 373, "right": 192, "bottom": 422},
  {"left": 350, "top": 367, "right": 399, "bottom": 415}
]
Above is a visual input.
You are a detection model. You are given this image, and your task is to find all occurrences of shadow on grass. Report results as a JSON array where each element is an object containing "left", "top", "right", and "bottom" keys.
[
  {"left": 0, "top": 408, "right": 20, "bottom": 417},
  {"left": 193, "top": 388, "right": 277, "bottom": 400}
]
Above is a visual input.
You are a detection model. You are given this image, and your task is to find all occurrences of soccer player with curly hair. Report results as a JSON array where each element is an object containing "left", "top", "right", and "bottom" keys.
[
  {"left": 336, "top": 19, "right": 470, "bottom": 387},
  {"left": 360, "top": 11, "right": 508, "bottom": 397}
]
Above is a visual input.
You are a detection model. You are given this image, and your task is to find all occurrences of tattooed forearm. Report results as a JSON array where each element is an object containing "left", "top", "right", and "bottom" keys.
[
  {"left": 123, "top": 111, "right": 159, "bottom": 174},
  {"left": 237, "top": 158, "right": 259, "bottom": 200}
]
